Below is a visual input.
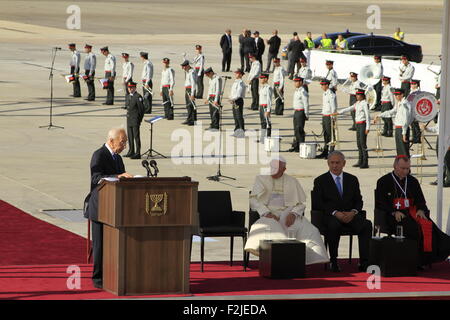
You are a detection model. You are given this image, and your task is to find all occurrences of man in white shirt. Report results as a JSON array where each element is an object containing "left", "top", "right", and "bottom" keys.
[
  {"left": 296, "top": 57, "right": 312, "bottom": 92},
  {"left": 399, "top": 55, "right": 415, "bottom": 96},
  {"left": 140, "top": 52, "right": 153, "bottom": 114},
  {"left": 68, "top": 43, "right": 81, "bottom": 98},
  {"left": 181, "top": 60, "right": 197, "bottom": 126},
  {"left": 289, "top": 77, "right": 309, "bottom": 152},
  {"left": 316, "top": 79, "right": 338, "bottom": 159},
  {"left": 121, "top": 53, "right": 134, "bottom": 109},
  {"left": 204, "top": 67, "right": 222, "bottom": 130},
  {"left": 272, "top": 58, "right": 287, "bottom": 115},
  {"left": 83, "top": 44, "right": 96, "bottom": 101},
  {"left": 247, "top": 54, "right": 261, "bottom": 110},
  {"left": 380, "top": 76, "right": 394, "bottom": 137},
  {"left": 258, "top": 73, "right": 273, "bottom": 142},
  {"left": 100, "top": 46, "right": 116, "bottom": 105},
  {"left": 372, "top": 55, "right": 384, "bottom": 111},
  {"left": 325, "top": 60, "right": 338, "bottom": 93},
  {"left": 193, "top": 45, "right": 205, "bottom": 99},
  {"left": 409, "top": 79, "right": 422, "bottom": 144},
  {"left": 229, "top": 68, "right": 246, "bottom": 137},
  {"left": 160, "top": 58, "right": 175, "bottom": 120}
]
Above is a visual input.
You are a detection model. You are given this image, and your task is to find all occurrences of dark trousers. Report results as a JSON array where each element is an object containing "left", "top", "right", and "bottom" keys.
[
  {"left": 250, "top": 78, "right": 259, "bottom": 110},
  {"left": 265, "top": 52, "right": 277, "bottom": 72},
  {"left": 349, "top": 95, "right": 357, "bottom": 129},
  {"left": 381, "top": 102, "right": 393, "bottom": 136},
  {"left": 322, "top": 116, "right": 334, "bottom": 155},
  {"left": 259, "top": 106, "right": 271, "bottom": 136},
  {"left": 411, "top": 120, "right": 421, "bottom": 143},
  {"left": 195, "top": 70, "right": 204, "bottom": 99},
  {"left": 326, "top": 214, "right": 372, "bottom": 264},
  {"left": 71, "top": 66, "right": 81, "bottom": 97},
  {"left": 436, "top": 87, "right": 441, "bottom": 100},
  {"left": 395, "top": 127, "right": 410, "bottom": 157},
  {"left": 401, "top": 81, "right": 411, "bottom": 97},
  {"left": 232, "top": 98, "right": 245, "bottom": 131},
  {"left": 185, "top": 88, "right": 196, "bottom": 124},
  {"left": 287, "top": 56, "right": 300, "bottom": 76},
  {"left": 374, "top": 81, "right": 382, "bottom": 110},
  {"left": 162, "top": 86, "right": 174, "bottom": 119},
  {"left": 143, "top": 79, "right": 153, "bottom": 113},
  {"left": 127, "top": 125, "right": 141, "bottom": 155},
  {"left": 85, "top": 69, "right": 95, "bottom": 100},
  {"left": 274, "top": 84, "right": 284, "bottom": 115},
  {"left": 356, "top": 123, "right": 369, "bottom": 166},
  {"left": 239, "top": 48, "right": 245, "bottom": 70},
  {"left": 92, "top": 220, "right": 103, "bottom": 283},
  {"left": 209, "top": 97, "right": 220, "bottom": 129},
  {"left": 257, "top": 55, "right": 263, "bottom": 72},
  {"left": 244, "top": 53, "right": 251, "bottom": 72},
  {"left": 292, "top": 109, "right": 306, "bottom": 150},
  {"left": 387, "top": 213, "right": 450, "bottom": 265},
  {"left": 105, "top": 71, "right": 114, "bottom": 105},
  {"left": 222, "top": 50, "right": 232, "bottom": 72}
]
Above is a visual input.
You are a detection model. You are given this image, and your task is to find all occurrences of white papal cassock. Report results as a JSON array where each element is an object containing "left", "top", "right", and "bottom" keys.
[{"left": 244, "top": 174, "right": 329, "bottom": 265}]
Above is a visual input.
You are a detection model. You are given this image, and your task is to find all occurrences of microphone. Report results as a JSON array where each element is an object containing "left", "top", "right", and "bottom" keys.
[
  {"left": 149, "top": 160, "right": 159, "bottom": 177},
  {"left": 221, "top": 76, "right": 232, "bottom": 79},
  {"left": 141, "top": 160, "right": 153, "bottom": 177},
  {"left": 54, "top": 47, "right": 62, "bottom": 50}
]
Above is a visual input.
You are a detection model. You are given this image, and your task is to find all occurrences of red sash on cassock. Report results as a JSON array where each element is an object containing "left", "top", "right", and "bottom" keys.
[{"left": 393, "top": 197, "right": 432, "bottom": 252}]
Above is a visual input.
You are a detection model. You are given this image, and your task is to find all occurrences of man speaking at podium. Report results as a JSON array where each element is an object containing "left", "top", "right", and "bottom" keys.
[{"left": 85, "top": 128, "right": 133, "bottom": 289}]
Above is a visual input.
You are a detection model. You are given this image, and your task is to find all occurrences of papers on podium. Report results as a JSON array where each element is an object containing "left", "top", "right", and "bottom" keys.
[{"left": 145, "top": 116, "right": 164, "bottom": 124}]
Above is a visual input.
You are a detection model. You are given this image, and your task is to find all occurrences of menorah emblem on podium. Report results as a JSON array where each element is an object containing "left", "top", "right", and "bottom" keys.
[{"left": 145, "top": 192, "right": 168, "bottom": 216}]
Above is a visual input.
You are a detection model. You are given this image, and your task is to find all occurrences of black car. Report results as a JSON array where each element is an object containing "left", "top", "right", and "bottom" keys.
[
  {"left": 313, "top": 30, "right": 365, "bottom": 48},
  {"left": 346, "top": 35, "right": 423, "bottom": 63}
]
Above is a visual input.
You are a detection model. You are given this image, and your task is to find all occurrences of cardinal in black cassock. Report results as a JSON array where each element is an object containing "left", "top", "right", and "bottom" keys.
[{"left": 375, "top": 155, "right": 450, "bottom": 266}]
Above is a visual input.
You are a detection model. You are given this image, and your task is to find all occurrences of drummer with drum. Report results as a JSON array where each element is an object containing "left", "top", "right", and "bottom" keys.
[
  {"left": 288, "top": 76, "right": 309, "bottom": 153},
  {"left": 333, "top": 89, "right": 371, "bottom": 168},
  {"left": 409, "top": 79, "right": 422, "bottom": 143}
]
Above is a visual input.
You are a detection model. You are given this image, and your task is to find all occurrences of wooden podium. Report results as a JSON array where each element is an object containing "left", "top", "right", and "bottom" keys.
[{"left": 97, "top": 177, "right": 198, "bottom": 296}]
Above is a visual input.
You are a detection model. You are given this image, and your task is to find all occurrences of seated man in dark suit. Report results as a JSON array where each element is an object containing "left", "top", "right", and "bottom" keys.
[
  {"left": 312, "top": 151, "right": 372, "bottom": 272},
  {"left": 84, "top": 128, "right": 133, "bottom": 288}
]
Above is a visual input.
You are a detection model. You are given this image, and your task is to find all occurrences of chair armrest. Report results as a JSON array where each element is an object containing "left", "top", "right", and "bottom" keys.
[
  {"left": 248, "top": 209, "right": 260, "bottom": 230},
  {"left": 231, "top": 210, "right": 246, "bottom": 227},
  {"left": 359, "top": 210, "right": 367, "bottom": 219}
]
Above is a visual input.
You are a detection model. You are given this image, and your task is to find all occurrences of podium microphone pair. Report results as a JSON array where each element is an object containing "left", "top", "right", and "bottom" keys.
[{"left": 141, "top": 160, "right": 159, "bottom": 177}]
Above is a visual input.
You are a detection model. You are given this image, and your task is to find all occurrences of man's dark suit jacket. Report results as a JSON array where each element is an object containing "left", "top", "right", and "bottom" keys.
[
  {"left": 242, "top": 36, "right": 256, "bottom": 55},
  {"left": 220, "top": 34, "right": 232, "bottom": 53},
  {"left": 126, "top": 92, "right": 145, "bottom": 127},
  {"left": 84, "top": 144, "right": 125, "bottom": 221},
  {"left": 312, "top": 171, "right": 363, "bottom": 219},
  {"left": 255, "top": 37, "right": 265, "bottom": 58}
]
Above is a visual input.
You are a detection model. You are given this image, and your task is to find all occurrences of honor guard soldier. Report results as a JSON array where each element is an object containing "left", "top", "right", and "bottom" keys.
[
  {"left": 296, "top": 57, "right": 312, "bottom": 92},
  {"left": 160, "top": 58, "right": 175, "bottom": 120},
  {"left": 399, "top": 55, "right": 415, "bottom": 97},
  {"left": 193, "top": 45, "right": 205, "bottom": 99},
  {"left": 334, "top": 89, "right": 371, "bottom": 168},
  {"left": 325, "top": 60, "right": 338, "bottom": 93},
  {"left": 181, "top": 60, "right": 197, "bottom": 126},
  {"left": 380, "top": 76, "right": 394, "bottom": 137},
  {"left": 375, "top": 88, "right": 412, "bottom": 157},
  {"left": 140, "top": 52, "right": 153, "bottom": 114},
  {"left": 83, "top": 44, "right": 96, "bottom": 101},
  {"left": 229, "top": 68, "right": 246, "bottom": 137},
  {"left": 409, "top": 79, "right": 422, "bottom": 143},
  {"left": 347, "top": 72, "right": 362, "bottom": 131},
  {"left": 372, "top": 55, "right": 383, "bottom": 111},
  {"left": 272, "top": 58, "right": 287, "bottom": 115},
  {"left": 100, "top": 46, "right": 116, "bottom": 105},
  {"left": 316, "top": 79, "right": 338, "bottom": 159},
  {"left": 121, "top": 53, "right": 134, "bottom": 109},
  {"left": 247, "top": 54, "right": 261, "bottom": 110},
  {"left": 124, "top": 81, "right": 145, "bottom": 160},
  {"left": 204, "top": 67, "right": 222, "bottom": 130},
  {"left": 68, "top": 43, "right": 81, "bottom": 97},
  {"left": 288, "top": 77, "right": 309, "bottom": 152},
  {"left": 258, "top": 73, "right": 273, "bottom": 142}
]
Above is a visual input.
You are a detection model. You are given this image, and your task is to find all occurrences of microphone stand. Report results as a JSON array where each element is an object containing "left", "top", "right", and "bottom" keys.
[
  {"left": 207, "top": 76, "right": 236, "bottom": 182},
  {"left": 40, "top": 47, "right": 64, "bottom": 130}
]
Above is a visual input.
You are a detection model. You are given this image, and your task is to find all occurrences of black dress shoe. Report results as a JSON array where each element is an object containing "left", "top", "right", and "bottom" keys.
[
  {"left": 348, "top": 127, "right": 356, "bottom": 131},
  {"left": 430, "top": 181, "right": 438, "bottom": 186},
  {"left": 360, "top": 164, "right": 369, "bottom": 169},
  {"left": 182, "top": 120, "right": 189, "bottom": 125},
  {"left": 92, "top": 280, "right": 103, "bottom": 289},
  {"left": 102, "top": 102, "right": 114, "bottom": 105},
  {"left": 329, "top": 261, "right": 341, "bottom": 273},
  {"left": 123, "top": 153, "right": 132, "bottom": 158},
  {"left": 352, "top": 163, "right": 361, "bottom": 168},
  {"left": 315, "top": 153, "right": 327, "bottom": 159},
  {"left": 187, "top": 122, "right": 195, "bottom": 126},
  {"left": 288, "top": 147, "right": 299, "bottom": 153},
  {"left": 130, "top": 154, "right": 141, "bottom": 159}
]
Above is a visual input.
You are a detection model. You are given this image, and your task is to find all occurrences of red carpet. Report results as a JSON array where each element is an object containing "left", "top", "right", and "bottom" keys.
[
  {"left": 1, "top": 261, "right": 450, "bottom": 300},
  {"left": 1, "top": 200, "right": 450, "bottom": 300},
  {"left": 0, "top": 200, "right": 85, "bottom": 266}
]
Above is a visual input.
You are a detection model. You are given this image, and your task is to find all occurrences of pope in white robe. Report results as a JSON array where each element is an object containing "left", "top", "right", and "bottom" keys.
[{"left": 244, "top": 157, "right": 329, "bottom": 265}]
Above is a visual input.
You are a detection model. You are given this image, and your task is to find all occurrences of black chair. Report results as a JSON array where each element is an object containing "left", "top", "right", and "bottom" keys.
[
  {"left": 373, "top": 189, "right": 391, "bottom": 236},
  {"left": 244, "top": 207, "right": 260, "bottom": 269},
  {"left": 195, "top": 191, "right": 248, "bottom": 272},
  {"left": 310, "top": 191, "right": 366, "bottom": 267}
]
